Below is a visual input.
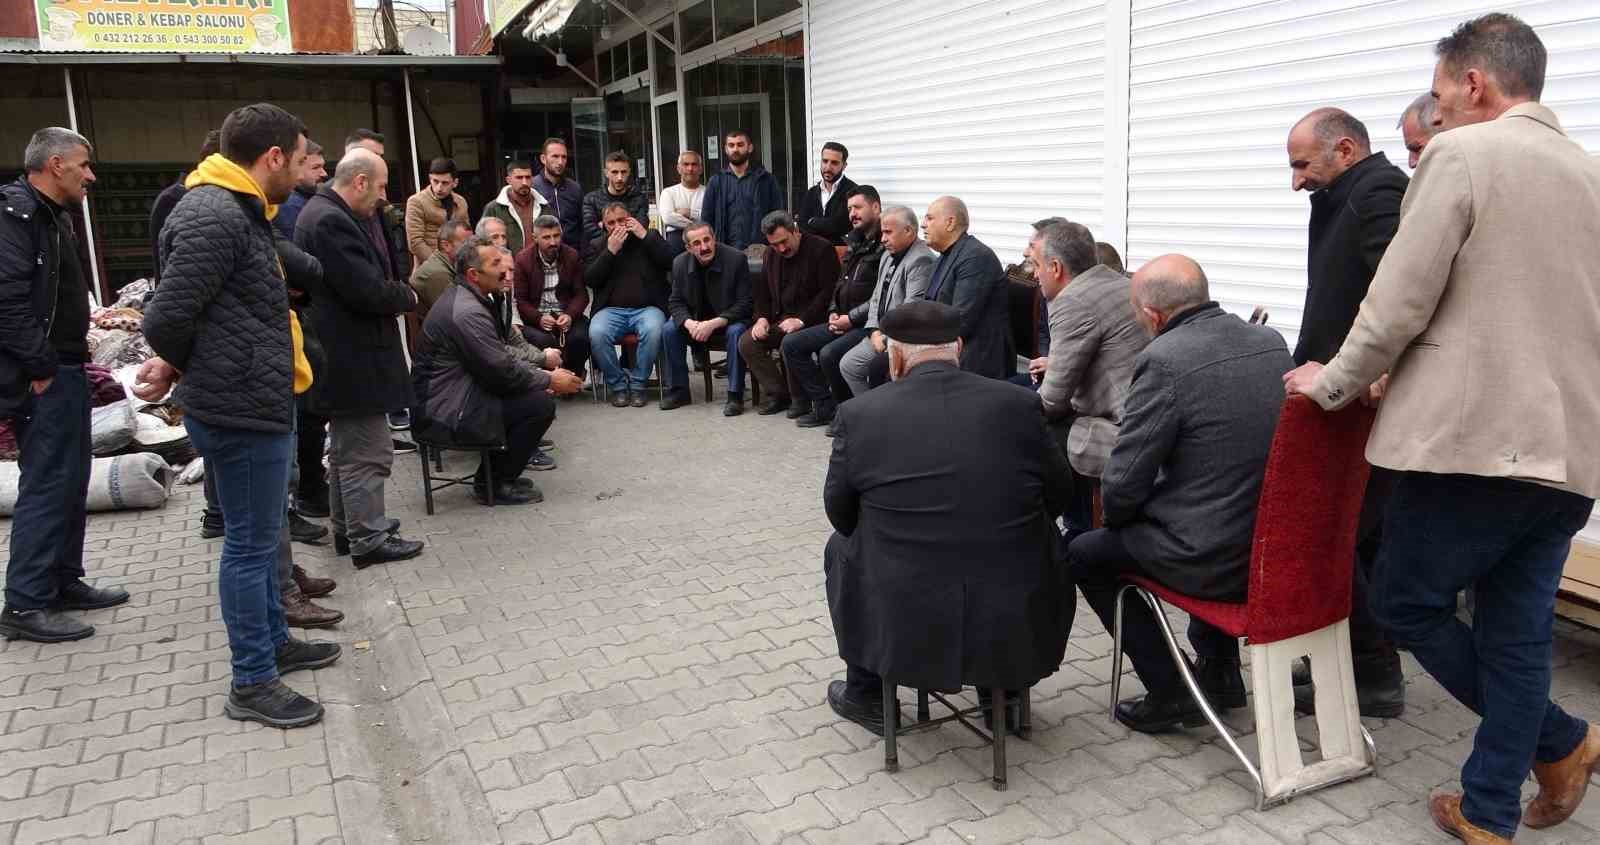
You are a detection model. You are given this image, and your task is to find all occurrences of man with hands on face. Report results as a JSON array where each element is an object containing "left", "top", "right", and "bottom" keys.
[
  {"left": 659, "top": 221, "right": 754, "bottom": 416},
  {"left": 586, "top": 203, "right": 674, "bottom": 407},
  {"left": 739, "top": 210, "right": 840, "bottom": 417}
]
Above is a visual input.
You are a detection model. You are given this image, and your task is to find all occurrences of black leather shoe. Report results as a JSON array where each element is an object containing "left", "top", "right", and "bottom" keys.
[
  {"left": 512, "top": 477, "right": 537, "bottom": 493},
  {"left": 295, "top": 488, "right": 330, "bottom": 519},
  {"left": 334, "top": 521, "right": 400, "bottom": 556},
  {"left": 55, "top": 581, "right": 131, "bottom": 611},
  {"left": 611, "top": 392, "right": 631, "bottom": 408},
  {"left": 276, "top": 637, "right": 342, "bottom": 674},
  {"left": 723, "top": 398, "right": 744, "bottom": 417},
  {"left": 474, "top": 482, "right": 541, "bottom": 506},
  {"left": 757, "top": 396, "right": 790, "bottom": 416},
  {"left": 659, "top": 391, "right": 690, "bottom": 411},
  {"left": 0, "top": 607, "right": 94, "bottom": 642},
  {"left": 1115, "top": 693, "right": 1207, "bottom": 734},
  {"left": 288, "top": 511, "right": 328, "bottom": 545},
  {"left": 200, "top": 513, "right": 225, "bottom": 539},
  {"left": 226, "top": 679, "right": 323, "bottom": 728},
  {"left": 827, "top": 680, "right": 888, "bottom": 737},
  {"left": 629, "top": 392, "right": 647, "bottom": 408},
  {"left": 352, "top": 536, "right": 425, "bottom": 569},
  {"left": 528, "top": 450, "right": 557, "bottom": 472},
  {"left": 1293, "top": 658, "right": 1406, "bottom": 718},
  {"left": 1196, "top": 657, "right": 1247, "bottom": 709},
  {"left": 795, "top": 403, "right": 835, "bottom": 428},
  {"left": 539, "top": 438, "right": 555, "bottom": 449},
  {"left": 785, "top": 399, "right": 813, "bottom": 420}
]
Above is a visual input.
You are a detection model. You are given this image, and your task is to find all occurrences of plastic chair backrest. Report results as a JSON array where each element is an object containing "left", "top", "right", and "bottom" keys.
[{"left": 1245, "top": 396, "right": 1376, "bottom": 644}]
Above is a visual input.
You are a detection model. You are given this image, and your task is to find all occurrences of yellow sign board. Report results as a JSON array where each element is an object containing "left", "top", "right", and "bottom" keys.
[{"left": 35, "top": 0, "right": 293, "bottom": 53}]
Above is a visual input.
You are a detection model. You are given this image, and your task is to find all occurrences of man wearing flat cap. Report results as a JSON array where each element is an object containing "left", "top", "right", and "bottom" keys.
[{"left": 821, "top": 300, "right": 1074, "bottom": 735}]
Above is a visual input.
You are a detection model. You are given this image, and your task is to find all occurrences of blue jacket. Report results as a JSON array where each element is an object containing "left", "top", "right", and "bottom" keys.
[
  {"left": 703, "top": 164, "right": 783, "bottom": 251},
  {"left": 275, "top": 184, "right": 314, "bottom": 240},
  {"left": 532, "top": 172, "right": 584, "bottom": 252}
]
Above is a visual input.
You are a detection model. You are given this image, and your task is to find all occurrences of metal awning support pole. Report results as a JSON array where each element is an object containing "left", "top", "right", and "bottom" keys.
[
  {"left": 62, "top": 67, "right": 104, "bottom": 307},
  {"left": 404, "top": 68, "right": 423, "bottom": 193},
  {"left": 604, "top": 0, "right": 674, "bottom": 54},
  {"left": 541, "top": 44, "right": 599, "bottom": 91}
]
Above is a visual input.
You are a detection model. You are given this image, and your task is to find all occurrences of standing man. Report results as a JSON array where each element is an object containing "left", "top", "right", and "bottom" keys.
[
  {"left": 1398, "top": 92, "right": 1441, "bottom": 170},
  {"left": 481, "top": 161, "right": 547, "bottom": 256},
  {"left": 405, "top": 157, "right": 469, "bottom": 268},
  {"left": 920, "top": 196, "right": 1012, "bottom": 379},
  {"left": 585, "top": 203, "right": 674, "bottom": 407},
  {"left": 295, "top": 148, "right": 426, "bottom": 567},
  {"left": 702, "top": 130, "right": 784, "bottom": 251},
  {"left": 581, "top": 152, "right": 649, "bottom": 247},
  {"left": 275, "top": 139, "right": 324, "bottom": 239},
  {"left": 342, "top": 131, "right": 408, "bottom": 286},
  {"left": 781, "top": 186, "right": 884, "bottom": 428},
  {"left": 660, "top": 221, "right": 753, "bottom": 416},
  {"left": 1032, "top": 220, "right": 1148, "bottom": 534},
  {"left": 739, "top": 211, "right": 840, "bottom": 417},
  {"left": 795, "top": 142, "right": 857, "bottom": 245},
  {"left": 1286, "top": 15, "right": 1600, "bottom": 843},
  {"left": 837, "top": 205, "right": 936, "bottom": 399},
  {"left": 0, "top": 127, "right": 129, "bottom": 643},
  {"left": 659, "top": 150, "right": 707, "bottom": 254},
  {"left": 532, "top": 138, "right": 583, "bottom": 252},
  {"left": 513, "top": 215, "right": 592, "bottom": 385},
  {"left": 141, "top": 104, "right": 339, "bottom": 726},
  {"left": 151, "top": 130, "right": 222, "bottom": 281},
  {"left": 1285, "top": 106, "right": 1410, "bottom": 718}
]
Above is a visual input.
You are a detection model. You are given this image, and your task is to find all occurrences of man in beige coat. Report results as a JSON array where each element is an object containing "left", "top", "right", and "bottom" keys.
[
  {"left": 404, "top": 157, "right": 469, "bottom": 268},
  {"left": 1285, "top": 14, "right": 1600, "bottom": 844}
]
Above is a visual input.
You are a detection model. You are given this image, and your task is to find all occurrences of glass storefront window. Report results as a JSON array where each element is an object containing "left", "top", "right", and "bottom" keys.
[
  {"left": 629, "top": 34, "right": 648, "bottom": 78},
  {"left": 680, "top": 0, "right": 713, "bottom": 52},
  {"left": 656, "top": 102, "right": 682, "bottom": 201},
  {"left": 682, "top": 33, "right": 806, "bottom": 210},
  {"left": 598, "top": 46, "right": 615, "bottom": 85},
  {"left": 715, "top": 0, "right": 756, "bottom": 40},
  {"left": 756, "top": 0, "right": 800, "bottom": 24},
  {"left": 604, "top": 88, "right": 657, "bottom": 200},
  {"left": 654, "top": 22, "right": 678, "bottom": 94}
]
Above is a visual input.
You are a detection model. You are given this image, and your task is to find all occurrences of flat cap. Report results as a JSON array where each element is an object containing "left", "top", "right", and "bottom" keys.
[{"left": 880, "top": 299, "right": 962, "bottom": 344}]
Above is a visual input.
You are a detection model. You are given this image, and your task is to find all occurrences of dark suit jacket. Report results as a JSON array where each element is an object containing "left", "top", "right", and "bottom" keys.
[
  {"left": 1101, "top": 303, "right": 1293, "bottom": 601},
  {"left": 1296, "top": 152, "right": 1408, "bottom": 365},
  {"left": 293, "top": 186, "right": 418, "bottom": 418},
  {"left": 926, "top": 233, "right": 1012, "bottom": 378},
  {"left": 668, "top": 244, "right": 753, "bottom": 325},
  {"left": 755, "top": 233, "right": 838, "bottom": 326},
  {"left": 796, "top": 176, "right": 857, "bottom": 244},
  {"left": 824, "top": 361, "right": 1073, "bottom": 691}
]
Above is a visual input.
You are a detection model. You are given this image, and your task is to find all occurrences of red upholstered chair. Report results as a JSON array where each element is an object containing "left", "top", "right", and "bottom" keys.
[
  {"left": 592, "top": 332, "right": 663, "bottom": 403},
  {"left": 1108, "top": 396, "right": 1379, "bottom": 810}
]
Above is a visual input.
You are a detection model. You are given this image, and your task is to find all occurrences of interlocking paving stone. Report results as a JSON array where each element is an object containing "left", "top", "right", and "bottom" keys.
[{"left": 4, "top": 398, "right": 1600, "bottom": 844}]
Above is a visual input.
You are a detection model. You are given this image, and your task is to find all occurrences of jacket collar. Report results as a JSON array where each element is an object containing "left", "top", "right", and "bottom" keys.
[
  {"left": 1159, "top": 301, "right": 1222, "bottom": 336},
  {"left": 315, "top": 183, "right": 368, "bottom": 223},
  {"left": 426, "top": 250, "right": 455, "bottom": 274},
  {"left": 451, "top": 274, "right": 497, "bottom": 309},
  {"left": 2, "top": 177, "right": 46, "bottom": 223},
  {"left": 722, "top": 163, "right": 769, "bottom": 180},
  {"left": 495, "top": 184, "right": 547, "bottom": 213},
  {"left": 1317, "top": 152, "right": 1393, "bottom": 205},
  {"left": 903, "top": 359, "right": 961, "bottom": 379},
  {"left": 1501, "top": 101, "right": 1565, "bottom": 134}
]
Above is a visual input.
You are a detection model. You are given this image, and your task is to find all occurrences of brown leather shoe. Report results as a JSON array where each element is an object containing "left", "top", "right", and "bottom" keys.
[
  {"left": 291, "top": 565, "right": 337, "bottom": 599},
  {"left": 283, "top": 593, "right": 344, "bottom": 629},
  {"left": 1429, "top": 793, "right": 1512, "bottom": 843},
  {"left": 1525, "top": 723, "right": 1600, "bottom": 829}
]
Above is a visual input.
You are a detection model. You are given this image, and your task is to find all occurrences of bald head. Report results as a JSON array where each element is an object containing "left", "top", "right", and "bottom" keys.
[
  {"left": 1131, "top": 254, "right": 1210, "bottom": 334},
  {"left": 329, "top": 148, "right": 387, "bottom": 218},
  {"left": 921, "top": 196, "right": 970, "bottom": 252}
]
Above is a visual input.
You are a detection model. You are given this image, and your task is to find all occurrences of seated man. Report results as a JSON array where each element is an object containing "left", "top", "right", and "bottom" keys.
[
  {"left": 739, "top": 210, "right": 839, "bottom": 416},
  {"left": 781, "top": 186, "right": 884, "bottom": 429},
  {"left": 920, "top": 196, "right": 1013, "bottom": 379},
  {"left": 1069, "top": 255, "right": 1292, "bottom": 733},
  {"left": 513, "top": 214, "right": 592, "bottom": 384},
  {"left": 410, "top": 219, "right": 471, "bottom": 321},
  {"left": 585, "top": 203, "right": 674, "bottom": 407},
  {"left": 412, "top": 236, "right": 580, "bottom": 505},
  {"left": 659, "top": 222, "right": 753, "bottom": 416},
  {"left": 1031, "top": 221, "right": 1149, "bottom": 534},
  {"left": 837, "top": 205, "right": 936, "bottom": 399},
  {"left": 823, "top": 300, "right": 1072, "bottom": 735}
]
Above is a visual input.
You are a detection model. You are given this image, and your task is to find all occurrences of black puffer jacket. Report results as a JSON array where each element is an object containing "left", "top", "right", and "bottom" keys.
[
  {"left": 836, "top": 225, "right": 884, "bottom": 328},
  {"left": 0, "top": 178, "right": 68, "bottom": 417},
  {"left": 144, "top": 184, "right": 294, "bottom": 432}
]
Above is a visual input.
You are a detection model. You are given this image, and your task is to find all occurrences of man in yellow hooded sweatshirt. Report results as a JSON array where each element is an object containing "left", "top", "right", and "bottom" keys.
[{"left": 140, "top": 103, "right": 340, "bottom": 730}]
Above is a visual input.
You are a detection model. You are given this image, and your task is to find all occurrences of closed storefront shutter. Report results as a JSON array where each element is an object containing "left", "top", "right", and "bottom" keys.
[{"left": 807, "top": 0, "right": 1110, "bottom": 261}]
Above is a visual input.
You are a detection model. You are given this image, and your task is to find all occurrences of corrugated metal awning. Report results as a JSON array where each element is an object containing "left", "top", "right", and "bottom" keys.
[{"left": 0, "top": 51, "right": 501, "bottom": 66}]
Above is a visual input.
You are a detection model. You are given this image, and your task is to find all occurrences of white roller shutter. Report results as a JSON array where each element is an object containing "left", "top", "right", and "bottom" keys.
[{"left": 807, "top": 0, "right": 1111, "bottom": 262}]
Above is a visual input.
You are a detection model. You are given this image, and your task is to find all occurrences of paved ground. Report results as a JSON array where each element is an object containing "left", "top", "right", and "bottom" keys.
[{"left": 5, "top": 389, "right": 1600, "bottom": 845}]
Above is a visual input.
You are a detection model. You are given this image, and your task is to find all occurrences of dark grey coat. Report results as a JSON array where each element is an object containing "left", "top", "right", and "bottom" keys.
[
  {"left": 1100, "top": 303, "right": 1293, "bottom": 601},
  {"left": 412, "top": 278, "right": 546, "bottom": 447},
  {"left": 924, "top": 233, "right": 1012, "bottom": 379}
]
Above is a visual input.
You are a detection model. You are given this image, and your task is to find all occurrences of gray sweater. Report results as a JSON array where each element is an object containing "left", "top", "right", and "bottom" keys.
[{"left": 1100, "top": 303, "right": 1293, "bottom": 601}]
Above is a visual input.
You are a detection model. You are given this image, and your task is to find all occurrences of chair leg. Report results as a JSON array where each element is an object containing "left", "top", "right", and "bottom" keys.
[
  {"left": 1137, "top": 589, "right": 1265, "bottom": 805},
  {"left": 433, "top": 445, "right": 443, "bottom": 472},
  {"left": 1110, "top": 584, "right": 1132, "bottom": 721},
  {"left": 419, "top": 443, "right": 435, "bottom": 516},
  {"left": 484, "top": 452, "right": 495, "bottom": 507},
  {"left": 883, "top": 678, "right": 898, "bottom": 773},
  {"left": 1019, "top": 687, "right": 1033, "bottom": 739},
  {"left": 991, "top": 687, "right": 1008, "bottom": 791},
  {"left": 916, "top": 689, "right": 930, "bottom": 722},
  {"left": 700, "top": 349, "right": 713, "bottom": 402}
]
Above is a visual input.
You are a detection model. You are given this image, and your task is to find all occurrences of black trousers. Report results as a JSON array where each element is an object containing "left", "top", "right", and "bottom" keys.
[
  {"left": 1045, "top": 416, "right": 1099, "bottom": 535},
  {"left": 865, "top": 348, "right": 891, "bottom": 389},
  {"left": 781, "top": 324, "right": 866, "bottom": 406},
  {"left": 482, "top": 388, "right": 557, "bottom": 483},
  {"left": 296, "top": 403, "right": 328, "bottom": 498},
  {"left": 521, "top": 314, "right": 591, "bottom": 380},
  {"left": 1349, "top": 469, "right": 1401, "bottom": 679},
  {"left": 1070, "top": 527, "right": 1239, "bottom": 701},
  {"left": 4, "top": 365, "right": 90, "bottom": 610}
]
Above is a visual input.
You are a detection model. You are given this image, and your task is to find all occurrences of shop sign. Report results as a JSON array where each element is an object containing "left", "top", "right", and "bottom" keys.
[{"left": 36, "top": 0, "right": 293, "bottom": 53}]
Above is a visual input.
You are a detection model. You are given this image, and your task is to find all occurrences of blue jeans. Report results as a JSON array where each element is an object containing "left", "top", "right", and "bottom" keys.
[
  {"left": 4, "top": 365, "right": 90, "bottom": 610},
  {"left": 184, "top": 416, "right": 293, "bottom": 686},
  {"left": 660, "top": 318, "right": 747, "bottom": 398},
  {"left": 589, "top": 306, "right": 666, "bottom": 393},
  {"left": 1372, "top": 472, "right": 1593, "bottom": 837}
]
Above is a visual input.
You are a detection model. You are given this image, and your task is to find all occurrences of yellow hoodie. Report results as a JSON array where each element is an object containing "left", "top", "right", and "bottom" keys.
[{"left": 185, "top": 155, "right": 313, "bottom": 394}]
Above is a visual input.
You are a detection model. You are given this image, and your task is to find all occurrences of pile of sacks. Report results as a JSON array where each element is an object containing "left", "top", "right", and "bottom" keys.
[{"left": 0, "top": 279, "right": 184, "bottom": 514}]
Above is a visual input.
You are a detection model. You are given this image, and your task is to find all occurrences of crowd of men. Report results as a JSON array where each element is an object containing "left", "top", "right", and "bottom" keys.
[{"left": 2, "top": 10, "right": 1598, "bottom": 843}]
